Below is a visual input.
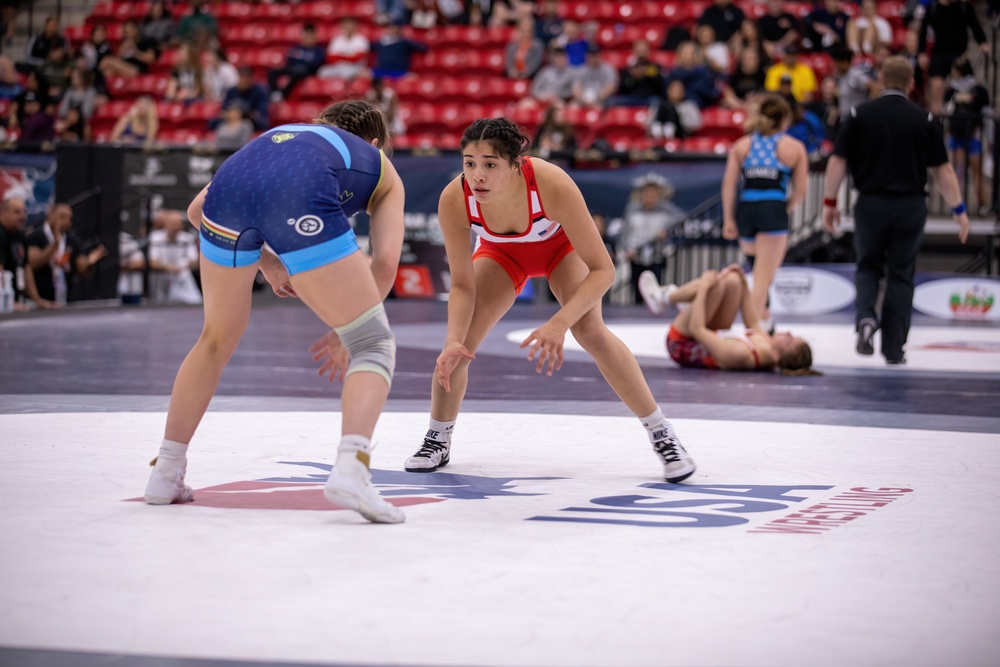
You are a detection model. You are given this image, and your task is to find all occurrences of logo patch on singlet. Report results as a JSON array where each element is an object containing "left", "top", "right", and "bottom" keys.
[
  {"left": 288, "top": 215, "right": 324, "bottom": 236},
  {"left": 271, "top": 132, "right": 298, "bottom": 144}
]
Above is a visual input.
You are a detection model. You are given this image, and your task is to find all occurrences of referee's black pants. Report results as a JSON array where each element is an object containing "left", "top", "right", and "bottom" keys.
[{"left": 853, "top": 193, "right": 926, "bottom": 362}]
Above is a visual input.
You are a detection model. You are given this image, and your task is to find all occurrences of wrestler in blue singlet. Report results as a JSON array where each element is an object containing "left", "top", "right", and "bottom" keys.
[
  {"left": 200, "top": 123, "right": 385, "bottom": 275},
  {"left": 736, "top": 132, "right": 793, "bottom": 242}
]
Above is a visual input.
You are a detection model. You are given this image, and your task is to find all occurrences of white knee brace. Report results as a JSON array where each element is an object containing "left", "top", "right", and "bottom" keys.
[{"left": 335, "top": 303, "right": 396, "bottom": 388}]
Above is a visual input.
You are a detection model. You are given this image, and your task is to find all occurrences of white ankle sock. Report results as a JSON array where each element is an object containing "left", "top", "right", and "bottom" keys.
[
  {"left": 639, "top": 408, "right": 667, "bottom": 442},
  {"left": 427, "top": 418, "right": 455, "bottom": 444},
  {"left": 154, "top": 439, "right": 188, "bottom": 471},
  {"left": 339, "top": 434, "right": 372, "bottom": 454}
]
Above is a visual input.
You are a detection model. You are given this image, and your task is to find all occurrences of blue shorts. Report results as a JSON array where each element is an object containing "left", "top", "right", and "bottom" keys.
[
  {"left": 947, "top": 134, "right": 982, "bottom": 155},
  {"left": 200, "top": 135, "right": 361, "bottom": 275}
]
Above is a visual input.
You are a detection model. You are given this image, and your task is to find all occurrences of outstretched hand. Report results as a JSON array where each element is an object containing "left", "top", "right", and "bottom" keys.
[
  {"left": 519, "top": 321, "right": 567, "bottom": 377},
  {"left": 310, "top": 330, "right": 350, "bottom": 382},
  {"left": 435, "top": 342, "right": 476, "bottom": 392}
]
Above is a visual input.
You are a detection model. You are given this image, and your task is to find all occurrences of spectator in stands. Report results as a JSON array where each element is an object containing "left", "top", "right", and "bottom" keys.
[
  {"left": 0, "top": 4, "right": 16, "bottom": 55},
  {"left": 803, "top": 0, "right": 849, "bottom": 52},
  {"left": 570, "top": 44, "right": 617, "bottom": 107},
  {"left": 665, "top": 41, "right": 720, "bottom": 109},
  {"left": 532, "top": 103, "right": 576, "bottom": 155},
  {"left": 0, "top": 55, "right": 23, "bottom": 99},
  {"left": 410, "top": 0, "right": 443, "bottom": 29},
  {"left": 24, "top": 16, "right": 67, "bottom": 70},
  {"left": 365, "top": 77, "right": 404, "bottom": 136},
  {"left": 697, "top": 0, "right": 746, "bottom": 44},
  {"left": 695, "top": 24, "right": 730, "bottom": 74},
  {"left": 142, "top": 1, "right": 176, "bottom": 47},
  {"left": 610, "top": 55, "right": 665, "bottom": 108},
  {"left": 638, "top": 265, "right": 815, "bottom": 374},
  {"left": 202, "top": 48, "right": 238, "bottom": 103},
  {"left": 219, "top": 67, "right": 269, "bottom": 131},
  {"left": 783, "top": 92, "right": 826, "bottom": 158},
  {"left": 722, "top": 93, "right": 808, "bottom": 333},
  {"left": 0, "top": 196, "right": 53, "bottom": 311},
  {"left": 436, "top": 0, "right": 467, "bottom": 25},
  {"left": 165, "top": 43, "right": 203, "bottom": 102},
  {"left": 520, "top": 44, "right": 574, "bottom": 108},
  {"left": 56, "top": 105, "right": 89, "bottom": 143},
  {"left": 38, "top": 37, "right": 72, "bottom": 96},
  {"left": 8, "top": 70, "right": 48, "bottom": 132},
  {"left": 319, "top": 18, "right": 370, "bottom": 80},
  {"left": 764, "top": 43, "right": 817, "bottom": 103},
  {"left": 16, "top": 89, "right": 56, "bottom": 144},
  {"left": 25, "top": 203, "right": 106, "bottom": 305},
  {"left": 919, "top": 0, "right": 989, "bottom": 116},
  {"left": 536, "top": 0, "right": 564, "bottom": 45},
  {"left": 99, "top": 20, "right": 160, "bottom": 79},
  {"left": 847, "top": 0, "right": 893, "bottom": 56},
  {"left": 266, "top": 24, "right": 325, "bottom": 102},
  {"left": 807, "top": 75, "right": 841, "bottom": 139},
  {"left": 175, "top": 0, "right": 218, "bottom": 51},
  {"left": 900, "top": 28, "right": 927, "bottom": 104},
  {"left": 147, "top": 209, "right": 201, "bottom": 305},
  {"left": 110, "top": 96, "right": 159, "bottom": 148},
  {"left": 649, "top": 79, "right": 703, "bottom": 139},
  {"left": 375, "top": 0, "right": 409, "bottom": 27},
  {"left": 720, "top": 47, "right": 767, "bottom": 109},
  {"left": 59, "top": 68, "right": 99, "bottom": 122},
  {"left": 118, "top": 229, "right": 145, "bottom": 304},
  {"left": 78, "top": 24, "right": 111, "bottom": 78},
  {"left": 371, "top": 19, "right": 428, "bottom": 80},
  {"left": 620, "top": 172, "right": 686, "bottom": 304},
  {"left": 758, "top": 0, "right": 801, "bottom": 60},
  {"left": 945, "top": 56, "right": 990, "bottom": 214},
  {"left": 553, "top": 20, "right": 590, "bottom": 67},
  {"left": 213, "top": 98, "right": 254, "bottom": 151},
  {"left": 734, "top": 18, "right": 769, "bottom": 67},
  {"left": 505, "top": 17, "right": 545, "bottom": 80}
]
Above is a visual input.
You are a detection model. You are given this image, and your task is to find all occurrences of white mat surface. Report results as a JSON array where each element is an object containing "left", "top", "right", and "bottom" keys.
[{"left": 2, "top": 411, "right": 998, "bottom": 667}]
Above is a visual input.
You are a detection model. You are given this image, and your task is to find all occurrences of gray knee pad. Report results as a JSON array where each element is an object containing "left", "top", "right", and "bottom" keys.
[{"left": 335, "top": 303, "right": 396, "bottom": 388}]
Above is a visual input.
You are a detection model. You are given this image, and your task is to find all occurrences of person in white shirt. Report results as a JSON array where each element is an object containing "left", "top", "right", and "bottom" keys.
[
  {"left": 846, "top": 0, "right": 892, "bottom": 56},
  {"left": 147, "top": 209, "right": 201, "bottom": 304},
  {"left": 318, "top": 18, "right": 370, "bottom": 80}
]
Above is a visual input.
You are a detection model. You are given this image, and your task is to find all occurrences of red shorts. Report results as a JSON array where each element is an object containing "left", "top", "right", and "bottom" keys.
[
  {"left": 666, "top": 325, "right": 718, "bottom": 369},
  {"left": 472, "top": 229, "right": 575, "bottom": 293}
]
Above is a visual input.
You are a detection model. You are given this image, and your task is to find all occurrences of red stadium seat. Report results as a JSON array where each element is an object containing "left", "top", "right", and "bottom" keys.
[
  {"left": 682, "top": 136, "right": 732, "bottom": 155},
  {"left": 291, "top": 77, "right": 349, "bottom": 102},
  {"left": 701, "top": 107, "right": 746, "bottom": 140},
  {"left": 599, "top": 107, "right": 649, "bottom": 137}
]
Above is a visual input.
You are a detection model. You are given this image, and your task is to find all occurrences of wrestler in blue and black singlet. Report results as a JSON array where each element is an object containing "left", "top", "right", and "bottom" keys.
[
  {"left": 736, "top": 132, "right": 792, "bottom": 242},
  {"left": 200, "top": 123, "right": 385, "bottom": 275}
]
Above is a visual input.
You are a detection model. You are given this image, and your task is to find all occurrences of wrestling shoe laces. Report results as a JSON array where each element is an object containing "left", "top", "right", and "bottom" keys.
[{"left": 404, "top": 438, "right": 451, "bottom": 472}]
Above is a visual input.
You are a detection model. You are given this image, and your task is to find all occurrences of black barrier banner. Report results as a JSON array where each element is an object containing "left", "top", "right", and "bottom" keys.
[{"left": 121, "top": 152, "right": 229, "bottom": 236}]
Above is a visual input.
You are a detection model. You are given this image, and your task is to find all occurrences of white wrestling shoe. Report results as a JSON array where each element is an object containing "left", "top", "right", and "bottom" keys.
[
  {"left": 651, "top": 422, "right": 696, "bottom": 483},
  {"left": 144, "top": 458, "right": 195, "bottom": 505},
  {"left": 404, "top": 437, "right": 451, "bottom": 472},
  {"left": 638, "top": 271, "right": 680, "bottom": 316},
  {"left": 324, "top": 450, "right": 405, "bottom": 524}
]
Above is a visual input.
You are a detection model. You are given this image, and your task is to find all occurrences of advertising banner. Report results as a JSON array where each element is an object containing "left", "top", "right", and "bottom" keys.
[
  {"left": 0, "top": 152, "right": 56, "bottom": 226},
  {"left": 120, "top": 151, "right": 227, "bottom": 236},
  {"left": 913, "top": 277, "right": 1000, "bottom": 321}
]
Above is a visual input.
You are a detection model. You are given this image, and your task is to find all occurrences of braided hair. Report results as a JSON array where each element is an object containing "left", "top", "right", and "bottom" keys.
[
  {"left": 460, "top": 117, "right": 530, "bottom": 167},
  {"left": 314, "top": 99, "right": 391, "bottom": 156}
]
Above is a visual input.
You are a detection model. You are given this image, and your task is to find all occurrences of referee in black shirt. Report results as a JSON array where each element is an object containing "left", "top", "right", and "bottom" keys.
[{"left": 822, "top": 56, "right": 969, "bottom": 365}]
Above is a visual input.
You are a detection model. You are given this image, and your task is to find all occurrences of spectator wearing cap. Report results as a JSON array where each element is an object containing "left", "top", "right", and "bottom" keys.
[
  {"left": 371, "top": 19, "right": 428, "bottom": 80},
  {"left": 318, "top": 18, "right": 370, "bottom": 80},
  {"left": 620, "top": 173, "right": 686, "bottom": 304},
  {"left": 520, "top": 45, "right": 575, "bottom": 108},
  {"left": 217, "top": 67, "right": 269, "bottom": 131},
  {"left": 213, "top": 98, "right": 254, "bottom": 151},
  {"left": 267, "top": 23, "right": 326, "bottom": 101},
  {"left": 16, "top": 89, "right": 56, "bottom": 143},
  {"left": 696, "top": 0, "right": 746, "bottom": 44},
  {"left": 764, "top": 43, "right": 817, "bottom": 102},
  {"left": 570, "top": 44, "right": 618, "bottom": 107},
  {"left": 803, "top": 0, "right": 849, "bottom": 52}
]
